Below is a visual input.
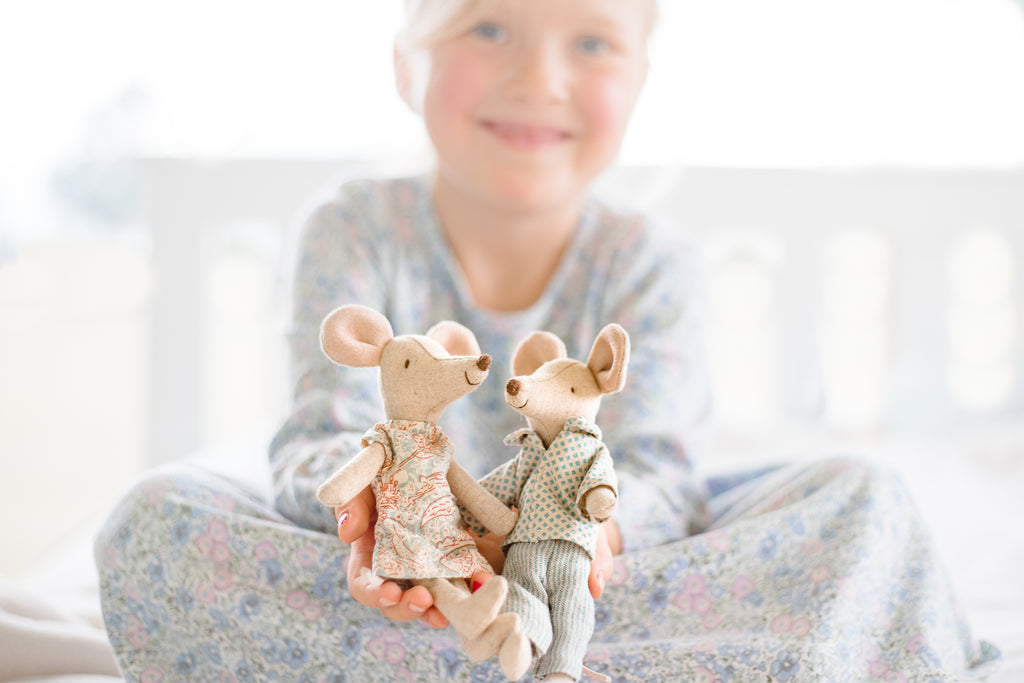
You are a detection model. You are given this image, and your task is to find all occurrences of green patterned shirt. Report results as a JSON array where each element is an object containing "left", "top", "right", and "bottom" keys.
[{"left": 473, "top": 416, "right": 617, "bottom": 558}]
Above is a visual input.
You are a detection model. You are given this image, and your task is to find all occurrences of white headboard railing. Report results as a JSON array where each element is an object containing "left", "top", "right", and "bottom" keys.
[
  {"left": 141, "top": 158, "right": 352, "bottom": 463},
  {"left": 597, "top": 167, "right": 1024, "bottom": 433},
  {"left": 140, "top": 159, "right": 1024, "bottom": 464}
]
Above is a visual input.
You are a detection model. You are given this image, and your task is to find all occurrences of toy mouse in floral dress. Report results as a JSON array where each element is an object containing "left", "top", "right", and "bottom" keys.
[{"left": 315, "top": 304, "right": 532, "bottom": 679}]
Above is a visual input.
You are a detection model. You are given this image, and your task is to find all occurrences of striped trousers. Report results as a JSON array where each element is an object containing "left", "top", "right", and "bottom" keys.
[{"left": 503, "top": 539, "right": 594, "bottom": 681}]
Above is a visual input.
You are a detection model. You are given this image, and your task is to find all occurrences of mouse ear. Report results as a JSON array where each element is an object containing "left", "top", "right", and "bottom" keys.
[
  {"left": 587, "top": 323, "right": 630, "bottom": 394},
  {"left": 320, "top": 305, "right": 394, "bottom": 367},
  {"left": 511, "top": 331, "right": 567, "bottom": 376},
  {"left": 425, "top": 320, "right": 481, "bottom": 357}
]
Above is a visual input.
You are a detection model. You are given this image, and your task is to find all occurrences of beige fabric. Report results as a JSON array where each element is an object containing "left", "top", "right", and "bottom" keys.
[
  {"left": 586, "top": 324, "right": 630, "bottom": 394},
  {"left": 315, "top": 305, "right": 528, "bottom": 677},
  {"left": 315, "top": 442, "right": 386, "bottom": 507},
  {"left": 507, "top": 324, "right": 631, "bottom": 448},
  {"left": 447, "top": 460, "right": 517, "bottom": 536},
  {"left": 320, "top": 304, "right": 393, "bottom": 367}
]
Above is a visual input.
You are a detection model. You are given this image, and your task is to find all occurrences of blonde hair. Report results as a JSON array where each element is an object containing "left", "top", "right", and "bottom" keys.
[
  {"left": 397, "top": 0, "right": 658, "bottom": 53},
  {"left": 396, "top": 0, "right": 488, "bottom": 53},
  {"left": 394, "top": 0, "right": 658, "bottom": 111}
]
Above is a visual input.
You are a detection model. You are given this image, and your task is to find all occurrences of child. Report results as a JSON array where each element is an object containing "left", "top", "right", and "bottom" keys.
[
  {"left": 95, "top": 1, "right": 998, "bottom": 681},
  {"left": 317, "top": 0, "right": 701, "bottom": 634}
]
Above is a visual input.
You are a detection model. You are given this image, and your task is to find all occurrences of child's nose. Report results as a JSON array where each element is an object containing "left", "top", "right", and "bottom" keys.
[{"left": 504, "top": 43, "right": 569, "bottom": 104}]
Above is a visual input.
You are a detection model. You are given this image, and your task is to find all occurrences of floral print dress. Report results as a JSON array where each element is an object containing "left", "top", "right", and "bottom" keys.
[{"left": 361, "top": 420, "right": 491, "bottom": 580}]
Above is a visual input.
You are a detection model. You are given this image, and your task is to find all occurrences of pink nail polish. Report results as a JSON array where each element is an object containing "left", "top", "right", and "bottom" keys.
[
  {"left": 471, "top": 580, "right": 483, "bottom": 593},
  {"left": 337, "top": 512, "right": 349, "bottom": 528}
]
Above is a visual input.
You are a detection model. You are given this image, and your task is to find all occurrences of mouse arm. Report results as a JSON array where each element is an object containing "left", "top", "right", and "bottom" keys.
[
  {"left": 583, "top": 485, "right": 618, "bottom": 523},
  {"left": 315, "top": 442, "right": 387, "bottom": 507},
  {"left": 448, "top": 460, "right": 518, "bottom": 537}
]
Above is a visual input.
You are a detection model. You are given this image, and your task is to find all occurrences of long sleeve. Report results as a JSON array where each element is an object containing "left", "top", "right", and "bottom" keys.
[
  {"left": 268, "top": 183, "right": 392, "bottom": 532},
  {"left": 266, "top": 179, "right": 713, "bottom": 547},
  {"left": 576, "top": 440, "right": 617, "bottom": 513},
  {"left": 592, "top": 224, "right": 712, "bottom": 551}
]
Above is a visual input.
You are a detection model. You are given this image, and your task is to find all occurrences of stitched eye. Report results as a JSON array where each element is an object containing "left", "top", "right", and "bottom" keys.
[{"left": 404, "top": 359, "right": 410, "bottom": 369}]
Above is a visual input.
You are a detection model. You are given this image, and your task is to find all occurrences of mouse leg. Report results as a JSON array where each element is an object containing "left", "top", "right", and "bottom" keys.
[
  {"left": 415, "top": 576, "right": 507, "bottom": 640},
  {"left": 460, "top": 612, "right": 533, "bottom": 679}
]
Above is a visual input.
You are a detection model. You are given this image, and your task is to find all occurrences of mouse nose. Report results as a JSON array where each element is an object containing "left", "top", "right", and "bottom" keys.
[
  {"left": 506, "top": 378, "right": 521, "bottom": 396},
  {"left": 477, "top": 355, "right": 491, "bottom": 371}
]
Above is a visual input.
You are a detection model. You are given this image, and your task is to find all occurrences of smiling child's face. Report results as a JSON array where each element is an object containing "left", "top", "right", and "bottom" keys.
[{"left": 418, "top": 0, "right": 652, "bottom": 215}]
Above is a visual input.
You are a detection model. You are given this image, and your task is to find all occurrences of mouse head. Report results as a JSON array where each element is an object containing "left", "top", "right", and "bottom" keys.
[
  {"left": 505, "top": 324, "right": 630, "bottom": 447},
  {"left": 320, "top": 304, "right": 490, "bottom": 424}
]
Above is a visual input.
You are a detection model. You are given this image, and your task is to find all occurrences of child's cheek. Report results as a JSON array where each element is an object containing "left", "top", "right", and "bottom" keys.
[
  {"left": 426, "top": 57, "right": 490, "bottom": 132},
  {"left": 583, "top": 80, "right": 640, "bottom": 153}
]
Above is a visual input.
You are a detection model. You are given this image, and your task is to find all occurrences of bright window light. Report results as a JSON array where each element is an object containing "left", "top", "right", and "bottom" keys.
[
  {"left": 947, "top": 230, "right": 1017, "bottom": 410},
  {"left": 820, "top": 232, "right": 894, "bottom": 428},
  {"left": 705, "top": 238, "right": 782, "bottom": 429},
  {"left": 1, "top": 0, "right": 1022, "bottom": 239}
]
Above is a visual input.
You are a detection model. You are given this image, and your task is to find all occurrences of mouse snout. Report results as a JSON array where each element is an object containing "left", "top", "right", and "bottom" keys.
[
  {"left": 477, "top": 355, "right": 491, "bottom": 371},
  {"left": 506, "top": 378, "right": 521, "bottom": 396}
]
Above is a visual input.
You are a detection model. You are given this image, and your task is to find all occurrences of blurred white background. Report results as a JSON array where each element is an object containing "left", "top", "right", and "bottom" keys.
[{"left": 1, "top": 0, "right": 1023, "bottom": 578}]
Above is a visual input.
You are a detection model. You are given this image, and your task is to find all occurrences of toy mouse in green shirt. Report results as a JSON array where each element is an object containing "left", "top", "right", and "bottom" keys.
[{"left": 465, "top": 324, "right": 630, "bottom": 683}]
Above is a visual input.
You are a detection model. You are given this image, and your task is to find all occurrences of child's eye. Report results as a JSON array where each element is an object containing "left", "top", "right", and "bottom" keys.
[
  {"left": 472, "top": 22, "right": 508, "bottom": 43},
  {"left": 575, "top": 36, "right": 611, "bottom": 56}
]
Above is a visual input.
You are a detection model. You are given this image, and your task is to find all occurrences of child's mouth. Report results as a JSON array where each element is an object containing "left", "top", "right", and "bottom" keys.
[{"left": 481, "top": 120, "right": 570, "bottom": 150}]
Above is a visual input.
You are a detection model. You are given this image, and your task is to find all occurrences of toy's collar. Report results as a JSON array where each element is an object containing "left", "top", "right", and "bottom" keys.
[{"left": 504, "top": 415, "right": 602, "bottom": 446}]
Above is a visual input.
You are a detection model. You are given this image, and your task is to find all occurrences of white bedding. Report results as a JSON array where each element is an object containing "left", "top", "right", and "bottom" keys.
[{"left": 2, "top": 426, "right": 1021, "bottom": 683}]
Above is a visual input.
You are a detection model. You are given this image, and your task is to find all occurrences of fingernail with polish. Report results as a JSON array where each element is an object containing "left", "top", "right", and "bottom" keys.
[
  {"left": 337, "top": 512, "right": 349, "bottom": 528},
  {"left": 471, "top": 580, "right": 482, "bottom": 593}
]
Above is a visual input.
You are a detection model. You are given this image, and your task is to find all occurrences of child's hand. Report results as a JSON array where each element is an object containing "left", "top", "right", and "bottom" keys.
[
  {"left": 466, "top": 529, "right": 508, "bottom": 573},
  {"left": 588, "top": 520, "right": 622, "bottom": 599},
  {"left": 471, "top": 520, "right": 620, "bottom": 599},
  {"left": 335, "top": 487, "right": 458, "bottom": 628}
]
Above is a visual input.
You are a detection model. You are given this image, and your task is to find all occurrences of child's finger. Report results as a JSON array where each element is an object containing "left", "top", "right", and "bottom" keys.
[
  {"left": 346, "top": 554, "right": 413, "bottom": 620},
  {"left": 588, "top": 525, "right": 613, "bottom": 599},
  {"left": 345, "top": 528, "right": 447, "bottom": 624},
  {"left": 469, "top": 570, "right": 495, "bottom": 593},
  {"left": 394, "top": 583, "right": 437, "bottom": 622},
  {"left": 420, "top": 606, "right": 450, "bottom": 629},
  {"left": 335, "top": 487, "right": 375, "bottom": 543},
  {"left": 373, "top": 580, "right": 406, "bottom": 612},
  {"left": 345, "top": 525, "right": 382, "bottom": 607},
  {"left": 373, "top": 583, "right": 443, "bottom": 624}
]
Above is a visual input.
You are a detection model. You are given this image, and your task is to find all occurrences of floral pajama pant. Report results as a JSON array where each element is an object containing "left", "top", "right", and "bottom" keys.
[{"left": 95, "top": 457, "right": 1000, "bottom": 682}]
